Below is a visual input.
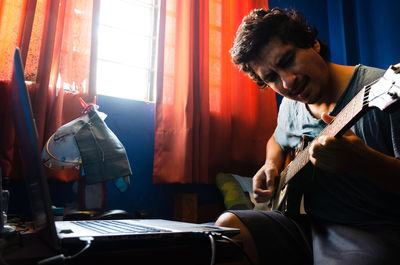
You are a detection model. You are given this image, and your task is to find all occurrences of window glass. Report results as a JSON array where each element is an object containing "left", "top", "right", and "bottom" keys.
[{"left": 96, "top": 0, "right": 159, "bottom": 101}]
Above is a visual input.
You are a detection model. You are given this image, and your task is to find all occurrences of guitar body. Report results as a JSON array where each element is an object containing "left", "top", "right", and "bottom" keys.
[
  {"left": 274, "top": 149, "right": 313, "bottom": 218},
  {"left": 282, "top": 164, "right": 313, "bottom": 218},
  {"left": 270, "top": 63, "right": 400, "bottom": 216}
]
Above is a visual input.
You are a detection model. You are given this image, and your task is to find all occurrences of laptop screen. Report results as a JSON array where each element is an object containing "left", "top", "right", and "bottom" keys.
[{"left": 11, "top": 48, "right": 59, "bottom": 248}]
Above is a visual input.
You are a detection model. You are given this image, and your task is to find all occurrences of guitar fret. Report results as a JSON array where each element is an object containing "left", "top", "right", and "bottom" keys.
[
  {"left": 321, "top": 88, "right": 365, "bottom": 137},
  {"left": 285, "top": 145, "right": 310, "bottom": 180},
  {"left": 363, "top": 86, "right": 371, "bottom": 107}
]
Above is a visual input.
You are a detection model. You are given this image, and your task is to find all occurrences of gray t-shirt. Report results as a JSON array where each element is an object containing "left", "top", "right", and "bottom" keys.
[{"left": 274, "top": 65, "right": 400, "bottom": 226}]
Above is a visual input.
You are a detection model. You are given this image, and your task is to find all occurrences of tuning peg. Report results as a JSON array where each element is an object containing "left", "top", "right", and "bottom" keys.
[
  {"left": 392, "top": 63, "right": 400, "bottom": 73},
  {"left": 387, "top": 91, "right": 398, "bottom": 99}
]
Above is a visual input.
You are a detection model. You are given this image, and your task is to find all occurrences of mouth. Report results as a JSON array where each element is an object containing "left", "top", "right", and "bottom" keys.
[{"left": 293, "top": 76, "right": 310, "bottom": 99}]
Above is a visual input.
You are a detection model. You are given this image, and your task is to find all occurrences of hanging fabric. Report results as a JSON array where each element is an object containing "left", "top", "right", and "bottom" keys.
[{"left": 153, "top": 0, "right": 277, "bottom": 184}]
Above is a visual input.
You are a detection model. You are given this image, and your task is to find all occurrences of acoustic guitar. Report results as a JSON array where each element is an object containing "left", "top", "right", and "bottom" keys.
[{"left": 271, "top": 63, "right": 400, "bottom": 217}]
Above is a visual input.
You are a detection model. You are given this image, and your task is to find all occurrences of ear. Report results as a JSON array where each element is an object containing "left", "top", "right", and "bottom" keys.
[{"left": 312, "top": 40, "right": 321, "bottom": 53}]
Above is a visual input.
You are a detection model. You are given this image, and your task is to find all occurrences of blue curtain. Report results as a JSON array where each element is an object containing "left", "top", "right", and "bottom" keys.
[{"left": 268, "top": 0, "right": 400, "bottom": 69}]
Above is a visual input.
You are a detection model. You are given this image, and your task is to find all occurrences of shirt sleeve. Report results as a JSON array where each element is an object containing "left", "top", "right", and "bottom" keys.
[{"left": 274, "top": 98, "right": 300, "bottom": 152}]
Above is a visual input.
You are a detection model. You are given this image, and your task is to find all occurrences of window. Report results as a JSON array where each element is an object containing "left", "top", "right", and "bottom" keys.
[{"left": 96, "top": 0, "right": 159, "bottom": 101}]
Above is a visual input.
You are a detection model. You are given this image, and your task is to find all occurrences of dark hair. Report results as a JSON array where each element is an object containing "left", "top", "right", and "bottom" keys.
[{"left": 230, "top": 8, "right": 330, "bottom": 87}]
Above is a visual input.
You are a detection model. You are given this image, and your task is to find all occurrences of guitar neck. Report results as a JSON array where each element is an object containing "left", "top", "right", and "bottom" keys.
[{"left": 282, "top": 86, "right": 370, "bottom": 184}]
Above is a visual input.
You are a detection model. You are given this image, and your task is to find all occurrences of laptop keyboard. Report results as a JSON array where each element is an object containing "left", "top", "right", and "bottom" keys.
[{"left": 71, "top": 220, "right": 171, "bottom": 234}]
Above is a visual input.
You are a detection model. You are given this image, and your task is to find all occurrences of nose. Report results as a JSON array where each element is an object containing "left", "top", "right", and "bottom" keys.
[{"left": 279, "top": 70, "right": 296, "bottom": 90}]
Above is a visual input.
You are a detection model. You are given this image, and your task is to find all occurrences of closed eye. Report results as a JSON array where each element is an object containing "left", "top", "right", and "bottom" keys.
[
  {"left": 277, "top": 50, "right": 295, "bottom": 68},
  {"left": 263, "top": 72, "right": 278, "bottom": 83}
]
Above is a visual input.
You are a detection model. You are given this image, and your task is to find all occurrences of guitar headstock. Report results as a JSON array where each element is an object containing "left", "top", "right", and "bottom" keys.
[{"left": 367, "top": 63, "right": 400, "bottom": 112}]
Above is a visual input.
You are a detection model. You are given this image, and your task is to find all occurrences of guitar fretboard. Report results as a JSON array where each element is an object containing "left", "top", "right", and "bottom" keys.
[{"left": 282, "top": 87, "right": 369, "bottom": 184}]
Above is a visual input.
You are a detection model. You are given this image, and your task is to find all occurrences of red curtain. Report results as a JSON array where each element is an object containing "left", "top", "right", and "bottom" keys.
[
  {"left": 0, "top": 0, "right": 97, "bottom": 181},
  {"left": 153, "top": 0, "right": 278, "bottom": 184}
]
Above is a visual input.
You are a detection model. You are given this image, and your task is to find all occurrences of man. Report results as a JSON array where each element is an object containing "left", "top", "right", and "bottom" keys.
[{"left": 215, "top": 7, "right": 400, "bottom": 265}]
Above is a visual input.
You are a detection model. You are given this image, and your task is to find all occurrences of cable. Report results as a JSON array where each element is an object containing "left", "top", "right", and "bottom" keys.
[
  {"left": 208, "top": 234, "right": 216, "bottom": 265},
  {"left": 205, "top": 232, "right": 256, "bottom": 265},
  {"left": 37, "top": 237, "right": 94, "bottom": 265},
  {"left": 220, "top": 234, "right": 256, "bottom": 265}
]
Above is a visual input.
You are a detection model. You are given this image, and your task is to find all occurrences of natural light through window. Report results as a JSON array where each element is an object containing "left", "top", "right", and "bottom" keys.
[{"left": 96, "top": 0, "right": 159, "bottom": 101}]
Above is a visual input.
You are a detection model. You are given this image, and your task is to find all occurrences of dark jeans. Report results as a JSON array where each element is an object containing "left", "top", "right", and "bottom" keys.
[
  {"left": 230, "top": 210, "right": 312, "bottom": 265},
  {"left": 229, "top": 210, "right": 400, "bottom": 265}
]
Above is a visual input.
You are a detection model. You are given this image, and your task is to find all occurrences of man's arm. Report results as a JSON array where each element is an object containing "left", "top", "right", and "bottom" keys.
[{"left": 253, "top": 134, "right": 285, "bottom": 203}]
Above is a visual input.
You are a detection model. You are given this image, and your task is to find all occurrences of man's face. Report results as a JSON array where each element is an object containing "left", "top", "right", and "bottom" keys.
[{"left": 249, "top": 37, "right": 330, "bottom": 104}]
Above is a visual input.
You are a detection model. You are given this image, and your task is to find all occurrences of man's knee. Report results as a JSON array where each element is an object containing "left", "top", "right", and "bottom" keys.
[
  {"left": 215, "top": 212, "right": 251, "bottom": 239},
  {"left": 215, "top": 211, "right": 259, "bottom": 264},
  {"left": 215, "top": 212, "right": 242, "bottom": 228}
]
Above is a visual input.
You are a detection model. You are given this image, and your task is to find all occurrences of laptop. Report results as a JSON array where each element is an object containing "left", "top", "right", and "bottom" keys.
[{"left": 10, "top": 47, "right": 239, "bottom": 251}]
